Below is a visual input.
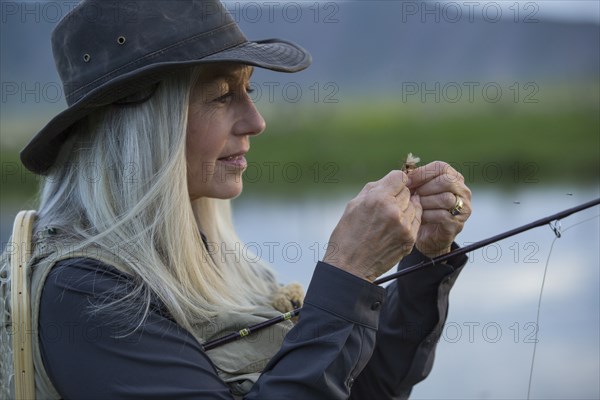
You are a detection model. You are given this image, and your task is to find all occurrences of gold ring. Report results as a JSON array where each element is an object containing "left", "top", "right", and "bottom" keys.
[{"left": 449, "top": 194, "right": 464, "bottom": 216}]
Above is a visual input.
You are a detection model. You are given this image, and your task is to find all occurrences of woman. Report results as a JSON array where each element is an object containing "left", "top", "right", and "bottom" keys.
[{"left": 1, "top": 0, "right": 472, "bottom": 399}]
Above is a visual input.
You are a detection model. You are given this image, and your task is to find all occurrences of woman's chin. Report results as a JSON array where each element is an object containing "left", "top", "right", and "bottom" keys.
[
  {"left": 188, "top": 168, "right": 247, "bottom": 200},
  {"left": 222, "top": 186, "right": 244, "bottom": 199},
  {"left": 209, "top": 181, "right": 244, "bottom": 199}
]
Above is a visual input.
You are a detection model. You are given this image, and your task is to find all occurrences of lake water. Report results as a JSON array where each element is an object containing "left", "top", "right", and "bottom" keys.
[{"left": 1, "top": 186, "right": 598, "bottom": 398}]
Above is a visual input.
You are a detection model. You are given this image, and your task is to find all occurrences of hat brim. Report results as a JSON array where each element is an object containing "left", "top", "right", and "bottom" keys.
[{"left": 20, "top": 39, "right": 311, "bottom": 175}]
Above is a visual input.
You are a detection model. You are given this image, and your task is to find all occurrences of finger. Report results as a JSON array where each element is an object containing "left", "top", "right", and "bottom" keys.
[
  {"left": 419, "top": 192, "right": 458, "bottom": 211},
  {"left": 412, "top": 178, "right": 470, "bottom": 201},
  {"left": 411, "top": 214, "right": 421, "bottom": 237},
  {"left": 372, "top": 170, "right": 410, "bottom": 196},
  {"left": 411, "top": 194, "right": 422, "bottom": 221},
  {"left": 421, "top": 209, "right": 468, "bottom": 225},
  {"left": 395, "top": 186, "right": 411, "bottom": 210},
  {"left": 410, "top": 194, "right": 423, "bottom": 234},
  {"left": 408, "top": 161, "right": 462, "bottom": 190},
  {"left": 400, "top": 193, "right": 419, "bottom": 220}
]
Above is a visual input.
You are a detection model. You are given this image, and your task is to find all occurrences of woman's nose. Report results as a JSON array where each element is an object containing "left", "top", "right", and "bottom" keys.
[{"left": 233, "top": 96, "right": 266, "bottom": 137}]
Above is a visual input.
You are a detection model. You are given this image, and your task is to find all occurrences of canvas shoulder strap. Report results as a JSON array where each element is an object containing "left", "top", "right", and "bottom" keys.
[{"left": 10, "top": 210, "right": 37, "bottom": 400}]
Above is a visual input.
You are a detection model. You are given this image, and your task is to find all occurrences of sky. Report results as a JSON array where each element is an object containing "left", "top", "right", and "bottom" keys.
[
  {"left": 15, "top": 0, "right": 600, "bottom": 24},
  {"left": 456, "top": 0, "right": 600, "bottom": 23}
]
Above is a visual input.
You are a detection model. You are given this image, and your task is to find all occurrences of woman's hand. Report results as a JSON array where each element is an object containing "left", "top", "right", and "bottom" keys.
[
  {"left": 407, "top": 161, "right": 472, "bottom": 258},
  {"left": 323, "top": 170, "right": 422, "bottom": 282}
]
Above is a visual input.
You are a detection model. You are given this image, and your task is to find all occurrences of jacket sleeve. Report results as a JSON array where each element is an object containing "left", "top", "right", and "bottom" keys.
[
  {"left": 349, "top": 244, "right": 468, "bottom": 399},
  {"left": 247, "top": 261, "right": 386, "bottom": 399}
]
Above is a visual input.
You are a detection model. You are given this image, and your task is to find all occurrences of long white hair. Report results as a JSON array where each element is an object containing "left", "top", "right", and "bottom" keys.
[{"left": 33, "top": 66, "right": 279, "bottom": 336}]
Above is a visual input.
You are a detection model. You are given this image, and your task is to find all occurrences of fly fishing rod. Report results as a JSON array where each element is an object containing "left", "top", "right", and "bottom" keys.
[{"left": 202, "top": 197, "right": 600, "bottom": 351}]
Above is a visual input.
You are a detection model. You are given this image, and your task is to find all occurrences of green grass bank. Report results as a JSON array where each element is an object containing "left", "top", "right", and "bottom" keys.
[{"left": 2, "top": 100, "right": 598, "bottom": 202}]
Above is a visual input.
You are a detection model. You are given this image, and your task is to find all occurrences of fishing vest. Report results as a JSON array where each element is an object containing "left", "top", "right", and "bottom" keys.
[{"left": 1, "top": 232, "right": 298, "bottom": 399}]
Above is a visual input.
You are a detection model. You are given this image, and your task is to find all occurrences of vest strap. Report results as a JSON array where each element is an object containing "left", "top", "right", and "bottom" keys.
[{"left": 10, "top": 210, "right": 37, "bottom": 400}]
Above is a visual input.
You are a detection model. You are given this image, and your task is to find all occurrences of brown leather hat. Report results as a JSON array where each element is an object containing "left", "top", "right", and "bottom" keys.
[{"left": 20, "top": 0, "right": 311, "bottom": 175}]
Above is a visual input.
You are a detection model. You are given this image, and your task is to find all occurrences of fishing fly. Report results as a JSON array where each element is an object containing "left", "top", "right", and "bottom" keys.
[{"left": 401, "top": 152, "right": 421, "bottom": 173}]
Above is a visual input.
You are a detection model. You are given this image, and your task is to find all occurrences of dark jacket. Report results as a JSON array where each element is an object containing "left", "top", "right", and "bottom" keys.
[{"left": 39, "top": 246, "right": 467, "bottom": 399}]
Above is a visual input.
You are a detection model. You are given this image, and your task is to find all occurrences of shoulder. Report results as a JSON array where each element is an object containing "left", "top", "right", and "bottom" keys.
[
  {"left": 43, "top": 257, "right": 136, "bottom": 299},
  {"left": 40, "top": 256, "right": 170, "bottom": 332},
  {"left": 38, "top": 260, "right": 231, "bottom": 398}
]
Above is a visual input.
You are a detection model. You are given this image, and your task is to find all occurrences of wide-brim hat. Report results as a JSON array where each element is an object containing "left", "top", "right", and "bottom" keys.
[{"left": 20, "top": 0, "right": 311, "bottom": 175}]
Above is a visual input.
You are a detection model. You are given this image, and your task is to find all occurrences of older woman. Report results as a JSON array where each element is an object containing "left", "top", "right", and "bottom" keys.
[{"left": 2, "top": 0, "right": 471, "bottom": 399}]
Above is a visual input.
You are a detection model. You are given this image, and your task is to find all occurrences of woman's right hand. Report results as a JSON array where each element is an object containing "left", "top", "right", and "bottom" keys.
[{"left": 323, "top": 170, "right": 422, "bottom": 282}]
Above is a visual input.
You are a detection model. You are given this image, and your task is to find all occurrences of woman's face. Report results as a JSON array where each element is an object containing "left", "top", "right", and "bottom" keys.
[{"left": 186, "top": 64, "right": 265, "bottom": 200}]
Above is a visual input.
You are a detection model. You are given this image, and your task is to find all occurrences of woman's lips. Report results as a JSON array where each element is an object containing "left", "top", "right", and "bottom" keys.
[{"left": 217, "top": 154, "right": 247, "bottom": 169}]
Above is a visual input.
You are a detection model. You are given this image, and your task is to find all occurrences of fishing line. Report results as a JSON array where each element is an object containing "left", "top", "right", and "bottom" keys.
[{"left": 527, "top": 214, "right": 600, "bottom": 400}]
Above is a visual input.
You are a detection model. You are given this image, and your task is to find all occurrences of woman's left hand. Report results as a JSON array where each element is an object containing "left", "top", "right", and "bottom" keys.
[{"left": 407, "top": 161, "right": 472, "bottom": 258}]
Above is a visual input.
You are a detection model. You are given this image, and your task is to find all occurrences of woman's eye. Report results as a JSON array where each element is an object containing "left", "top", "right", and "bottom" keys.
[
  {"left": 212, "top": 86, "right": 254, "bottom": 104},
  {"left": 213, "top": 92, "right": 233, "bottom": 104}
]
